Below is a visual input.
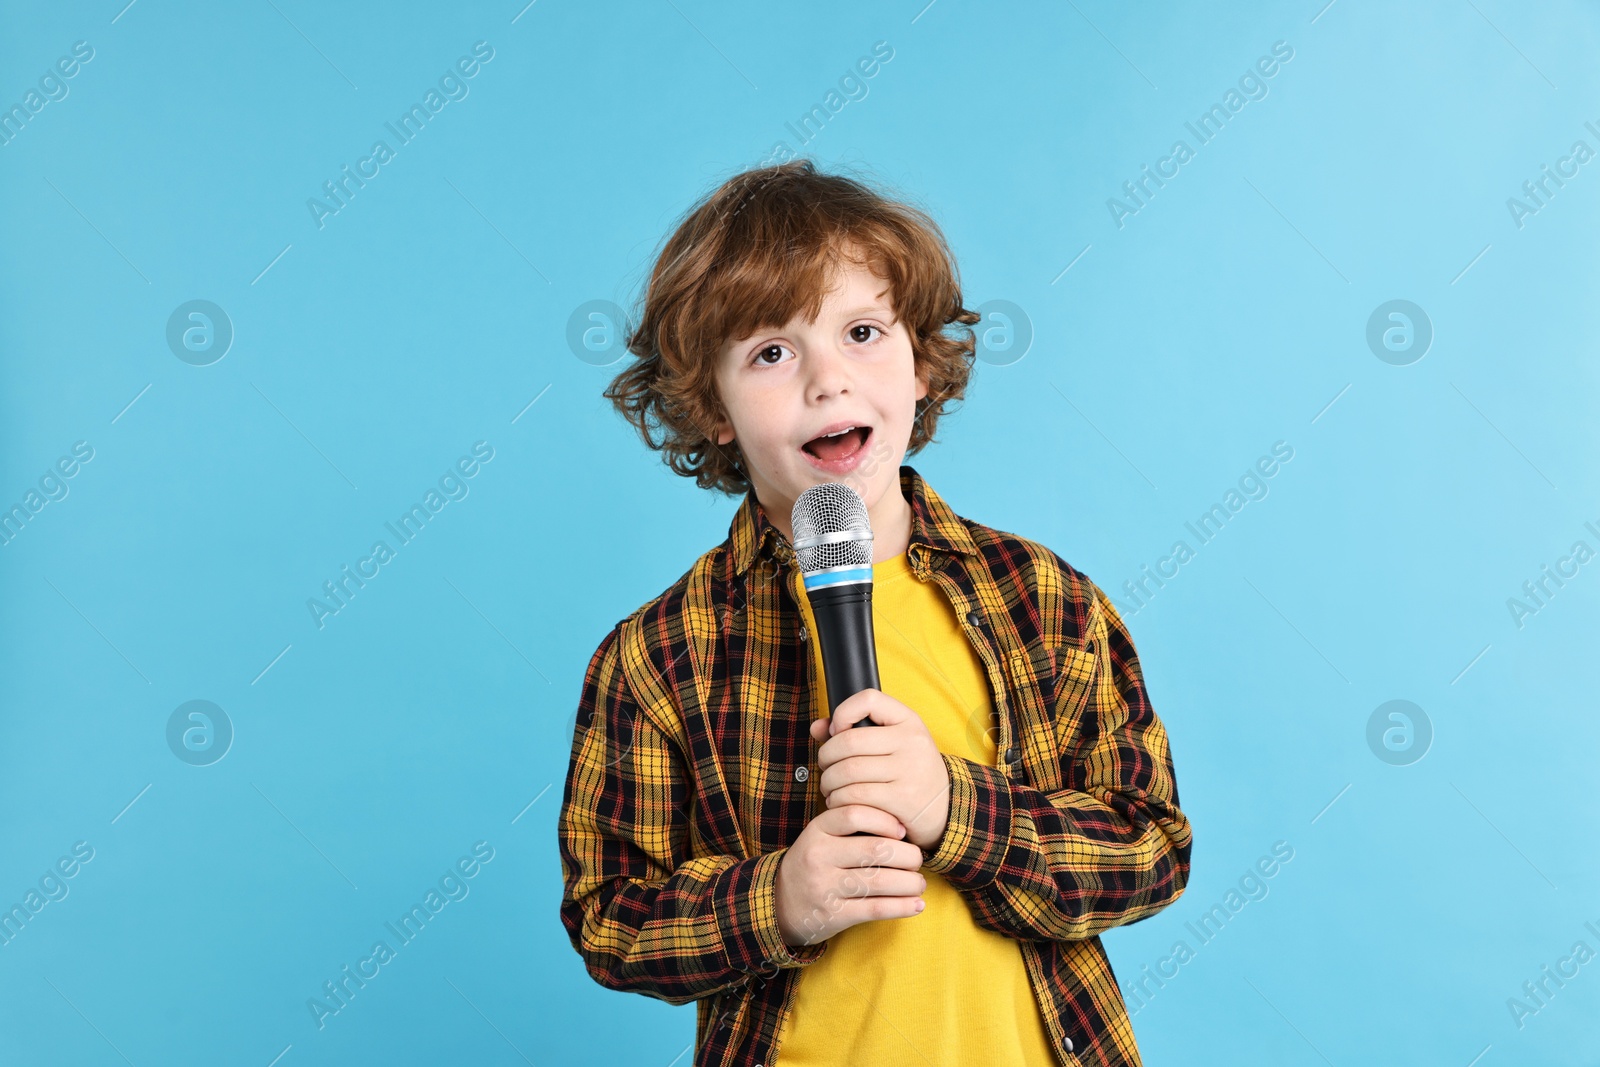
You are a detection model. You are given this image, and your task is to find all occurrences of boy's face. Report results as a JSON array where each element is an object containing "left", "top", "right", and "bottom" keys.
[{"left": 710, "top": 254, "right": 927, "bottom": 544}]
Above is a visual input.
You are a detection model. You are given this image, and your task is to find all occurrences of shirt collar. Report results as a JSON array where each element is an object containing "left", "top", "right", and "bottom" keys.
[{"left": 728, "top": 464, "right": 977, "bottom": 579}]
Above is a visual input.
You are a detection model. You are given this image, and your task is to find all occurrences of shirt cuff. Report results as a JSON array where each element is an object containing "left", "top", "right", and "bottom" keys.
[
  {"left": 922, "top": 753, "right": 1013, "bottom": 889},
  {"left": 715, "top": 849, "right": 827, "bottom": 977}
]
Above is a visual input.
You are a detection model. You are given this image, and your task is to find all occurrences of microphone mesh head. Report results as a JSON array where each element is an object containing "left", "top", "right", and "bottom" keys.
[{"left": 791, "top": 482, "right": 873, "bottom": 574}]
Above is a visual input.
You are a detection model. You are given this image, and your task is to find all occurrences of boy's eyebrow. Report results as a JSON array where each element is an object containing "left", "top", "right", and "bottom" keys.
[{"left": 733, "top": 304, "right": 895, "bottom": 343}]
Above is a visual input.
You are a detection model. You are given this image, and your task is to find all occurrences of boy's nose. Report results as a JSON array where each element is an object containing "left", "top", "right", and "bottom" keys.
[{"left": 804, "top": 344, "right": 852, "bottom": 401}]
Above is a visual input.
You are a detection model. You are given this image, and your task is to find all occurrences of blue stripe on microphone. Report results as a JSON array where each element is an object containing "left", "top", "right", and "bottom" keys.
[{"left": 802, "top": 566, "right": 873, "bottom": 591}]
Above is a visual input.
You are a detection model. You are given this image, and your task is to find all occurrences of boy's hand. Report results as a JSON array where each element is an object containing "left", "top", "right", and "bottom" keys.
[
  {"left": 774, "top": 804, "right": 926, "bottom": 947},
  {"left": 808, "top": 689, "right": 951, "bottom": 854}
]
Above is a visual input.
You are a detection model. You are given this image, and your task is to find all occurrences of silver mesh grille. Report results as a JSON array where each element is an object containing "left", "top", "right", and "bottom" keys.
[{"left": 790, "top": 482, "right": 873, "bottom": 574}]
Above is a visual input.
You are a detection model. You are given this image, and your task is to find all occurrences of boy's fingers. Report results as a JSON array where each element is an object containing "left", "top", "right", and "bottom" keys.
[
  {"left": 838, "top": 895, "right": 928, "bottom": 921},
  {"left": 820, "top": 802, "right": 905, "bottom": 841},
  {"left": 830, "top": 688, "right": 897, "bottom": 732},
  {"left": 855, "top": 843, "right": 925, "bottom": 873},
  {"left": 832, "top": 780, "right": 896, "bottom": 812},
  {"left": 825, "top": 755, "right": 902, "bottom": 796},
  {"left": 832, "top": 870, "right": 921, "bottom": 902},
  {"left": 825, "top": 687, "right": 876, "bottom": 729},
  {"left": 819, "top": 726, "right": 908, "bottom": 767}
]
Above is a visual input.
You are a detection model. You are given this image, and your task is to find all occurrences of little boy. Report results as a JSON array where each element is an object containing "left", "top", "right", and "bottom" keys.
[{"left": 558, "top": 160, "right": 1192, "bottom": 1067}]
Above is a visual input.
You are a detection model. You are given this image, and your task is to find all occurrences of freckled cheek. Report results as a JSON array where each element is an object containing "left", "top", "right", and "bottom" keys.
[{"left": 731, "top": 392, "right": 797, "bottom": 458}]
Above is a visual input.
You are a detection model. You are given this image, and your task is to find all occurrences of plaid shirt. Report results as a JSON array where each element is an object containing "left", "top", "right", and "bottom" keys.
[{"left": 558, "top": 465, "right": 1192, "bottom": 1067}]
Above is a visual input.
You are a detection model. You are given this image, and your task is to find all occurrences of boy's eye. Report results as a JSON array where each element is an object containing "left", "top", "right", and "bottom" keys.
[
  {"left": 753, "top": 344, "right": 793, "bottom": 366},
  {"left": 850, "top": 324, "right": 883, "bottom": 344}
]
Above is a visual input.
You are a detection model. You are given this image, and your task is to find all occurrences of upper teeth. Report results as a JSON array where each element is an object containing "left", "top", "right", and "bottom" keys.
[{"left": 822, "top": 426, "right": 855, "bottom": 437}]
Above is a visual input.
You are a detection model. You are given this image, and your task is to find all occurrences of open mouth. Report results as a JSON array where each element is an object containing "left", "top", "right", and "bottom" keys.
[{"left": 801, "top": 425, "right": 872, "bottom": 466}]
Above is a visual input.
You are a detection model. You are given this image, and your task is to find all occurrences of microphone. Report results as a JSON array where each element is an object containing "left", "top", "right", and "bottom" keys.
[{"left": 791, "top": 482, "right": 880, "bottom": 727}]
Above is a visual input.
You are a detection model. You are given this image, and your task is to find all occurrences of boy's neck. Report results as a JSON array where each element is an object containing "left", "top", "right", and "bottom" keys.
[{"left": 867, "top": 483, "right": 913, "bottom": 561}]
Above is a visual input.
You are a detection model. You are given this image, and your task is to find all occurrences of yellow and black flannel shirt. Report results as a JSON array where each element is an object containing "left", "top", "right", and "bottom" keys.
[{"left": 558, "top": 465, "right": 1193, "bottom": 1067}]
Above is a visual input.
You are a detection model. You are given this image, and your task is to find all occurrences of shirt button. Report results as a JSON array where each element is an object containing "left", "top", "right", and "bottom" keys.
[
  {"left": 1004, "top": 746, "right": 1019, "bottom": 763},
  {"left": 1064, "top": 1037, "right": 1075, "bottom": 1053},
  {"left": 798, "top": 624, "right": 808, "bottom": 642},
  {"left": 794, "top": 765, "right": 809, "bottom": 783},
  {"left": 966, "top": 610, "right": 982, "bottom": 628}
]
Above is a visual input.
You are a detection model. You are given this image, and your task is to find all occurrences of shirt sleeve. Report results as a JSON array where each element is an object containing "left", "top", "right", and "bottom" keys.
[
  {"left": 557, "top": 622, "right": 826, "bottom": 1006},
  {"left": 921, "top": 582, "right": 1193, "bottom": 943}
]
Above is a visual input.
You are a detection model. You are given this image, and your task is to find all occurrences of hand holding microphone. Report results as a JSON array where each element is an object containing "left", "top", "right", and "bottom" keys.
[{"left": 807, "top": 690, "right": 951, "bottom": 853}]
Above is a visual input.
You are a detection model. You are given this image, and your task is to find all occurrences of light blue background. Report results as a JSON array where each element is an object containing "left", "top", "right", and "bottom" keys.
[{"left": 2, "top": 1, "right": 1597, "bottom": 1064}]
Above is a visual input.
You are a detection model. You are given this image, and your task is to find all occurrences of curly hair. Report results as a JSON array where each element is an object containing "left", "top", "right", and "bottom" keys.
[{"left": 603, "top": 159, "right": 981, "bottom": 495}]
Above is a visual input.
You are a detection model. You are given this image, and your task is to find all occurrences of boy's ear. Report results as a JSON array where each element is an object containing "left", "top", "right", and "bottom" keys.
[
  {"left": 710, "top": 410, "right": 735, "bottom": 446},
  {"left": 914, "top": 360, "right": 930, "bottom": 402}
]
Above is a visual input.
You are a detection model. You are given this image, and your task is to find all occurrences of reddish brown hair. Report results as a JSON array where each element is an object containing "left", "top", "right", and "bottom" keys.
[{"left": 604, "top": 159, "right": 980, "bottom": 495}]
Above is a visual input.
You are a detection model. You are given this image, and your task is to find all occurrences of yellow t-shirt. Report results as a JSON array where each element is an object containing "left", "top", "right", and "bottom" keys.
[{"left": 777, "top": 552, "right": 1059, "bottom": 1066}]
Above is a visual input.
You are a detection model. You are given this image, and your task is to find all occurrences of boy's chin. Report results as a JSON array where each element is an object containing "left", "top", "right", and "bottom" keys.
[{"left": 791, "top": 453, "right": 902, "bottom": 506}]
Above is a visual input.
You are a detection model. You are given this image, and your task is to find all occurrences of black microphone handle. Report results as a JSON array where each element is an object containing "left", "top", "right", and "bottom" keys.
[
  {"left": 806, "top": 581, "right": 884, "bottom": 838},
  {"left": 806, "top": 582, "right": 880, "bottom": 719}
]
